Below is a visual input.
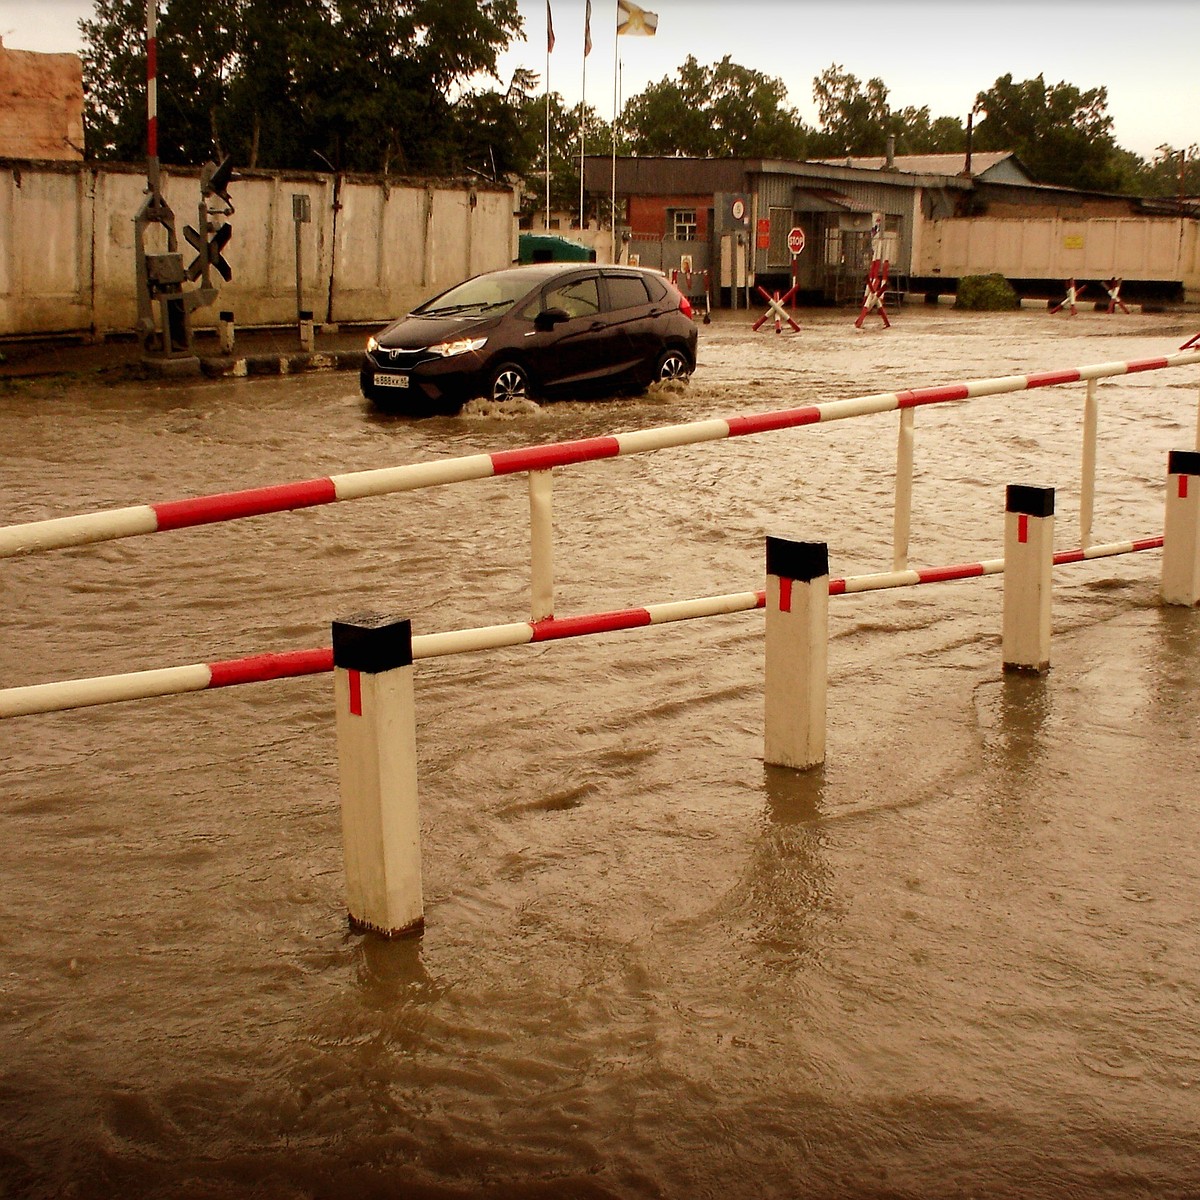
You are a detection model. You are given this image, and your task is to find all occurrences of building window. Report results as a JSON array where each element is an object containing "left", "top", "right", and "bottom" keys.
[{"left": 670, "top": 208, "right": 697, "bottom": 241}]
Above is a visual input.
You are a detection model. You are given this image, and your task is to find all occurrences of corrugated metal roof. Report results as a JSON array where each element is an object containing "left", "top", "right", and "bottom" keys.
[
  {"left": 814, "top": 152, "right": 1015, "bottom": 177},
  {"left": 796, "top": 187, "right": 873, "bottom": 213}
]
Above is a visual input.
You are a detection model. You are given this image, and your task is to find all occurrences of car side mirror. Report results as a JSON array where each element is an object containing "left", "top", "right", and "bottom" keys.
[{"left": 534, "top": 307, "right": 570, "bottom": 332}]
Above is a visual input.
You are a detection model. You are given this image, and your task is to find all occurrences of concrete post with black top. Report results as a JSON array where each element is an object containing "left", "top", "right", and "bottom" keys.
[
  {"left": 1162, "top": 451, "right": 1200, "bottom": 606},
  {"left": 764, "top": 537, "right": 829, "bottom": 770},
  {"left": 1003, "top": 485, "right": 1055, "bottom": 674},
  {"left": 332, "top": 613, "right": 423, "bottom": 938}
]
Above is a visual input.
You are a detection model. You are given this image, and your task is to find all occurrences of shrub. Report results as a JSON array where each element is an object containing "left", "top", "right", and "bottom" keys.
[{"left": 955, "top": 274, "right": 1020, "bottom": 310}]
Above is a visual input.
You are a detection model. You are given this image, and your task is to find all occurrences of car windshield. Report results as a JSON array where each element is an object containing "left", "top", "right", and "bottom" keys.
[{"left": 413, "top": 271, "right": 543, "bottom": 318}]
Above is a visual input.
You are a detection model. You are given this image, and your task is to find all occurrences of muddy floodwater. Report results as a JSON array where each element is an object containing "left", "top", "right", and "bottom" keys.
[{"left": 3, "top": 306, "right": 1200, "bottom": 1198}]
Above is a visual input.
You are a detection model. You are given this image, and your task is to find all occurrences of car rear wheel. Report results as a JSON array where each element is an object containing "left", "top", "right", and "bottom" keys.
[
  {"left": 655, "top": 348, "right": 691, "bottom": 383},
  {"left": 489, "top": 362, "right": 530, "bottom": 403}
]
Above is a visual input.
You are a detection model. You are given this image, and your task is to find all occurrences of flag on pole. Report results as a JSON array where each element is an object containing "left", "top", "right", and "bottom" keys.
[
  {"left": 617, "top": 0, "right": 657, "bottom": 35},
  {"left": 547, "top": 0, "right": 555, "bottom": 52},
  {"left": 584, "top": 0, "right": 592, "bottom": 56}
]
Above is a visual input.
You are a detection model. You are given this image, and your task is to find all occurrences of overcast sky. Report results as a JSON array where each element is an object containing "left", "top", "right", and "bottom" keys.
[{"left": 3, "top": 0, "right": 1196, "bottom": 162}]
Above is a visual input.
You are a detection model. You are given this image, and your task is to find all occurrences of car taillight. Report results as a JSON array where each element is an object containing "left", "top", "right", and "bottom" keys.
[{"left": 677, "top": 292, "right": 693, "bottom": 320}]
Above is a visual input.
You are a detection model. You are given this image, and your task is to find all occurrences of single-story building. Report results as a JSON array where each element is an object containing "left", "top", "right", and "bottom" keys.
[{"left": 583, "top": 152, "right": 1200, "bottom": 305}]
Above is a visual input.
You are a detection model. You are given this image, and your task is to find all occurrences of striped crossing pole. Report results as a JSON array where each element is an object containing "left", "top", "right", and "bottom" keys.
[
  {"left": 146, "top": 0, "right": 159, "bottom": 195},
  {"left": 1161, "top": 451, "right": 1200, "bottom": 607},
  {"left": 1003, "top": 486, "right": 1055, "bottom": 673},
  {"left": 332, "top": 614, "right": 423, "bottom": 938},
  {"left": 764, "top": 537, "right": 829, "bottom": 770},
  {"left": 0, "top": 541, "right": 1170, "bottom": 721}
]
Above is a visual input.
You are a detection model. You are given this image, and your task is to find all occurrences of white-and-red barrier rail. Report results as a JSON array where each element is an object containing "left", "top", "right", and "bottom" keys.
[
  {"left": 4, "top": 350, "right": 1198, "bottom": 561},
  {"left": 0, "top": 536, "right": 1163, "bottom": 720}
]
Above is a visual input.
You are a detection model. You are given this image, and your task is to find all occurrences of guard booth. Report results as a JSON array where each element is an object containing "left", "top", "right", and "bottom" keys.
[{"left": 518, "top": 233, "right": 596, "bottom": 264}]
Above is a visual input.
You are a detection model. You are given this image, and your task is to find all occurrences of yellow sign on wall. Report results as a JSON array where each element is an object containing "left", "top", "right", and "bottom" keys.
[{"left": 1063, "top": 234, "right": 1085, "bottom": 250}]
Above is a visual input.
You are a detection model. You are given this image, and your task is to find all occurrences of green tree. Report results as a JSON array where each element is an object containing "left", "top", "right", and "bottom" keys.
[
  {"left": 81, "top": 0, "right": 241, "bottom": 162},
  {"left": 515, "top": 89, "right": 612, "bottom": 221},
  {"left": 1130, "top": 144, "right": 1200, "bottom": 199},
  {"left": 79, "top": 0, "right": 523, "bottom": 173},
  {"left": 812, "top": 63, "right": 889, "bottom": 156},
  {"left": 973, "top": 74, "right": 1124, "bottom": 191},
  {"left": 622, "top": 56, "right": 810, "bottom": 159},
  {"left": 454, "top": 67, "right": 542, "bottom": 185},
  {"left": 811, "top": 64, "right": 964, "bottom": 157}
]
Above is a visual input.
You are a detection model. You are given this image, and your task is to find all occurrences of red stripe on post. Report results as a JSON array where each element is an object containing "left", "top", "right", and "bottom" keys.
[
  {"left": 530, "top": 608, "right": 653, "bottom": 642},
  {"left": 828, "top": 578, "right": 847, "bottom": 595},
  {"left": 153, "top": 478, "right": 338, "bottom": 530},
  {"left": 897, "top": 384, "right": 970, "bottom": 408},
  {"left": 207, "top": 647, "right": 334, "bottom": 689},
  {"left": 1133, "top": 537, "right": 1164, "bottom": 551},
  {"left": 490, "top": 437, "right": 621, "bottom": 475},
  {"left": 726, "top": 407, "right": 821, "bottom": 436},
  {"left": 778, "top": 576, "right": 793, "bottom": 613},
  {"left": 1182, "top": 476, "right": 1190, "bottom": 500},
  {"left": 1018, "top": 513, "right": 1029, "bottom": 543},
  {"left": 348, "top": 670, "right": 362, "bottom": 715},
  {"left": 1054, "top": 549, "right": 1086, "bottom": 564},
  {"left": 1026, "top": 369, "right": 1081, "bottom": 388}
]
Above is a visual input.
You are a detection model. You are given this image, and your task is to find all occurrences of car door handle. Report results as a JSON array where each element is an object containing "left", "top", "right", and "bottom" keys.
[{"left": 588, "top": 321, "right": 606, "bottom": 331}]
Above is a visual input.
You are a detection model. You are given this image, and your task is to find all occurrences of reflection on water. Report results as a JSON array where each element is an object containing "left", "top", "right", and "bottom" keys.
[{"left": 2, "top": 309, "right": 1200, "bottom": 1197}]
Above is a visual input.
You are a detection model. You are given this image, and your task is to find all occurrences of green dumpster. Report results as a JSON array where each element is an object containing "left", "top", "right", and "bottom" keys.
[{"left": 518, "top": 233, "right": 596, "bottom": 264}]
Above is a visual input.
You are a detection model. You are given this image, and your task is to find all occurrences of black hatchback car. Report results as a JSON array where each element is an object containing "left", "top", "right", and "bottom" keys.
[{"left": 360, "top": 263, "right": 698, "bottom": 415}]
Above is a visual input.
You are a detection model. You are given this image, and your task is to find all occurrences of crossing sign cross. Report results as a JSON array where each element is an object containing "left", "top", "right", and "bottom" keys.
[{"left": 184, "top": 221, "right": 233, "bottom": 282}]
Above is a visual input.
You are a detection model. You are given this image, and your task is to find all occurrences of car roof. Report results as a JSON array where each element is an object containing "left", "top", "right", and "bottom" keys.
[{"left": 494, "top": 263, "right": 663, "bottom": 279}]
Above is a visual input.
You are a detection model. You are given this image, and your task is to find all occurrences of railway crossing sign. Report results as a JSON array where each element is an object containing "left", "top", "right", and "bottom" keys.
[{"left": 787, "top": 226, "right": 806, "bottom": 257}]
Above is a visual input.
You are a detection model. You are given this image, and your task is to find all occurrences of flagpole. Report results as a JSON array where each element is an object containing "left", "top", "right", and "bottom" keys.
[
  {"left": 578, "top": 49, "right": 587, "bottom": 228},
  {"left": 545, "top": 40, "right": 551, "bottom": 229},
  {"left": 611, "top": 25, "right": 619, "bottom": 262}
]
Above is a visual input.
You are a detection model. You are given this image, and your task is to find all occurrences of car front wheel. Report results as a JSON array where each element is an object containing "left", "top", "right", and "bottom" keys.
[
  {"left": 489, "top": 362, "right": 530, "bottom": 403},
  {"left": 654, "top": 348, "right": 691, "bottom": 383}
]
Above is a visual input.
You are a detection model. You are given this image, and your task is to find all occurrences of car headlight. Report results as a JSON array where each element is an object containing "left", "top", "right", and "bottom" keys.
[
  {"left": 429, "top": 336, "right": 488, "bottom": 358},
  {"left": 366, "top": 335, "right": 379, "bottom": 352}
]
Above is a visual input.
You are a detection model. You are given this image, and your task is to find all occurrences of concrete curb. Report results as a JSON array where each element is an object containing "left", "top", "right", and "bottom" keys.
[{"left": 198, "top": 350, "right": 364, "bottom": 379}]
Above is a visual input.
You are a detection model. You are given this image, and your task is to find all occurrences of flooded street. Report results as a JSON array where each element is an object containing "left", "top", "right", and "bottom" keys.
[{"left": 3, "top": 305, "right": 1200, "bottom": 1198}]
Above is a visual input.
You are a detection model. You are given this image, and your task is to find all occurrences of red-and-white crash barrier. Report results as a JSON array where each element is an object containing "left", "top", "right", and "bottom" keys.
[
  {"left": 5, "top": 349, "right": 1198, "bottom": 561},
  {"left": 0, "top": 530, "right": 1177, "bottom": 722},
  {"left": 10, "top": 450, "right": 1200, "bottom": 938}
]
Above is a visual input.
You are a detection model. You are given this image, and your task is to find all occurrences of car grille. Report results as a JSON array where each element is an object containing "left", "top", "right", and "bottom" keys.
[{"left": 377, "top": 346, "right": 434, "bottom": 367}]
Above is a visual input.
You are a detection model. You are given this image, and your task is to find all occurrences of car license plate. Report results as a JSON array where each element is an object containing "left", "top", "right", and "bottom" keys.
[{"left": 374, "top": 373, "right": 409, "bottom": 389}]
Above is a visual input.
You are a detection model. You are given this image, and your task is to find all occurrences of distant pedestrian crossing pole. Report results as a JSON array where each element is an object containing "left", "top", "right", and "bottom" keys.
[
  {"left": 1003, "top": 486, "right": 1055, "bottom": 673},
  {"left": 1161, "top": 452, "right": 1200, "bottom": 606},
  {"left": 764, "top": 537, "right": 829, "bottom": 770},
  {"left": 332, "top": 614, "right": 424, "bottom": 938}
]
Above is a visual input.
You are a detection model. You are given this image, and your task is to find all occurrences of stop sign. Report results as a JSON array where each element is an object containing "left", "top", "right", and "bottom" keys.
[{"left": 787, "top": 226, "right": 806, "bottom": 256}]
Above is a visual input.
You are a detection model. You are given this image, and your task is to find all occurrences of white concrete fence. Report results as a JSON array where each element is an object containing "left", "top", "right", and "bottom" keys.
[{"left": 0, "top": 160, "right": 518, "bottom": 337}]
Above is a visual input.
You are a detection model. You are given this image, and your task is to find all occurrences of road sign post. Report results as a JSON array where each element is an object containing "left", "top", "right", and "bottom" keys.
[{"left": 787, "top": 225, "right": 805, "bottom": 295}]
